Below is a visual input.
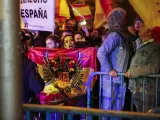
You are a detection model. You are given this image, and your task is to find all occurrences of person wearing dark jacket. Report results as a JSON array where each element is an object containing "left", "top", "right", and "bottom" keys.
[
  {"left": 21, "top": 31, "right": 45, "bottom": 103},
  {"left": 22, "top": 54, "right": 45, "bottom": 103}
]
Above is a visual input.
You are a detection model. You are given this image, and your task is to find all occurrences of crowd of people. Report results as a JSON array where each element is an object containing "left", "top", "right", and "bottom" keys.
[{"left": 21, "top": 7, "right": 160, "bottom": 120}]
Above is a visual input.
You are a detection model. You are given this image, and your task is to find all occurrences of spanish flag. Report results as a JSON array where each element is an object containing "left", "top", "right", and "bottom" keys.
[
  {"left": 152, "top": 27, "right": 160, "bottom": 44},
  {"left": 94, "top": 0, "right": 112, "bottom": 29},
  {"left": 28, "top": 47, "right": 97, "bottom": 104},
  {"left": 71, "top": 4, "right": 93, "bottom": 21},
  {"left": 129, "top": 0, "right": 160, "bottom": 43},
  {"left": 129, "top": 0, "right": 160, "bottom": 29},
  {"left": 55, "top": 0, "right": 70, "bottom": 20}
]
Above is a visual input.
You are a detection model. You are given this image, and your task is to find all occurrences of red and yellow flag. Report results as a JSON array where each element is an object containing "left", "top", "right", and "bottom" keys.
[
  {"left": 129, "top": 0, "right": 160, "bottom": 29},
  {"left": 129, "top": 0, "right": 160, "bottom": 43},
  {"left": 55, "top": 0, "right": 70, "bottom": 21},
  {"left": 152, "top": 27, "right": 160, "bottom": 44},
  {"left": 28, "top": 47, "right": 97, "bottom": 104},
  {"left": 94, "top": 0, "right": 112, "bottom": 29},
  {"left": 71, "top": 4, "right": 93, "bottom": 21}
]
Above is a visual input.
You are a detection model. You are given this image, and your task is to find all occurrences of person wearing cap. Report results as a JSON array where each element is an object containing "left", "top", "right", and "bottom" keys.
[
  {"left": 97, "top": 8, "right": 134, "bottom": 119},
  {"left": 126, "top": 23, "right": 160, "bottom": 112}
]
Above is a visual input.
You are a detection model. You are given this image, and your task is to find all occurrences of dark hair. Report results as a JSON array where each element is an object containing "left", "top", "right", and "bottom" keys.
[
  {"left": 26, "top": 32, "right": 34, "bottom": 46},
  {"left": 46, "top": 35, "right": 60, "bottom": 42},
  {"left": 20, "top": 31, "right": 30, "bottom": 54},
  {"left": 46, "top": 35, "right": 61, "bottom": 47},
  {"left": 21, "top": 31, "right": 30, "bottom": 43},
  {"left": 38, "top": 31, "right": 52, "bottom": 40},
  {"left": 74, "top": 31, "right": 85, "bottom": 38},
  {"left": 62, "top": 35, "right": 75, "bottom": 48},
  {"left": 134, "top": 17, "right": 144, "bottom": 24},
  {"left": 61, "top": 30, "right": 73, "bottom": 36},
  {"left": 27, "top": 32, "right": 33, "bottom": 40}
]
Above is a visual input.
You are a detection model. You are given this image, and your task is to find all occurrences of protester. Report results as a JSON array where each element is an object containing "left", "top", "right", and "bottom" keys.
[
  {"left": 34, "top": 31, "right": 51, "bottom": 47},
  {"left": 62, "top": 35, "right": 76, "bottom": 49},
  {"left": 74, "top": 31, "right": 88, "bottom": 48},
  {"left": 21, "top": 31, "right": 45, "bottom": 103},
  {"left": 126, "top": 24, "right": 160, "bottom": 112},
  {"left": 74, "top": 31, "right": 86, "bottom": 42},
  {"left": 46, "top": 35, "right": 61, "bottom": 48},
  {"left": 128, "top": 17, "right": 144, "bottom": 49},
  {"left": 97, "top": 8, "right": 134, "bottom": 120},
  {"left": 128, "top": 17, "right": 144, "bottom": 39},
  {"left": 81, "top": 26, "right": 102, "bottom": 47}
]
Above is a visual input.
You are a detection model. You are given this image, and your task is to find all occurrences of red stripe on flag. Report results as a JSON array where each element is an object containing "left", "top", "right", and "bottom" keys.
[
  {"left": 100, "top": 0, "right": 112, "bottom": 16},
  {"left": 75, "top": 15, "right": 93, "bottom": 21},
  {"left": 152, "top": 27, "right": 160, "bottom": 45},
  {"left": 55, "top": 0, "right": 68, "bottom": 21},
  {"left": 71, "top": 4, "right": 89, "bottom": 8},
  {"left": 55, "top": 0, "right": 60, "bottom": 16}
]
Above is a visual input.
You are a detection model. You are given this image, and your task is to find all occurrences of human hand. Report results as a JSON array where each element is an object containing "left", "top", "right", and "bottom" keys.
[
  {"left": 82, "top": 26, "right": 90, "bottom": 37},
  {"left": 82, "top": 26, "right": 89, "bottom": 32},
  {"left": 109, "top": 70, "right": 118, "bottom": 77},
  {"left": 125, "top": 72, "right": 133, "bottom": 78},
  {"left": 128, "top": 26, "right": 136, "bottom": 35}
]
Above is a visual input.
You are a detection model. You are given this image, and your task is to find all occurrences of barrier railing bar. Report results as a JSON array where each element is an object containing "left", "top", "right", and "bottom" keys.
[
  {"left": 99, "top": 74, "right": 102, "bottom": 109},
  {"left": 99, "top": 74, "right": 102, "bottom": 120},
  {"left": 131, "top": 78, "right": 134, "bottom": 112},
  {"left": 46, "top": 112, "right": 51, "bottom": 120},
  {"left": 88, "top": 115, "right": 93, "bottom": 120},
  {"left": 149, "top": 108, "right": 160, "bottom": 113},
  {"left": 23, "top": 104, "right": 160, "bottom": 119},
  {"left": 120, "top": 76, "right": 123, "bottom": 110},
  {"left": 26, "top": 111, "right": 30, "bottom": 120},
  {"left": 156, "top": 78, "right": 158, "bottom": 108},
  {"left": 110, "top": 76, "right": 112, "bottom": 110},
  {"left": 143, "top": 78, "right": 146, "bottom": 112},
  {"left": 63, "top": 113, "right": 65, "bottom": 120},
  {"left": 68, "top": 114, "right": 73, "bottom": 120},
  {"left": 48, "top": 93, "right": 86, "bottom": 105},
  {"left": 87, "top": 72, "right": 160, "bottom": 109}
]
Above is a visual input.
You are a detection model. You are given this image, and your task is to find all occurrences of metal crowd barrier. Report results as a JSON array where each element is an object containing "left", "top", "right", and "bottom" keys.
[
  {"left": 23, "top": 104, "right": 160, "bottom": 120},
  {"left": 23, "top": 72, "right": 160, "bottom": 120},
  {"left": 87, "top": 72, "right": 160, "bottom": 113}
]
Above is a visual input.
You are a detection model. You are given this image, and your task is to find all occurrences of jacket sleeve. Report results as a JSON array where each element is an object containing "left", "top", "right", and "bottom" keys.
[
  {"left": 128, "top": 51, "right": 160, "bottom": 78},
  {"left": 128, "top": 63, "right": 159, "bottom": 78},
  {"left": 29, "top": 62, "right": 45, "bottom": 93},
  {"left": 97, "top": 32, "right": 121, "bottom": 73}
]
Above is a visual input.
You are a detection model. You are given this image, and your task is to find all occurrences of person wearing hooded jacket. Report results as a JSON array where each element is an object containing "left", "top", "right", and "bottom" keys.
[{"left": 97, "top": 8, "right": 134, "bottom": 120}]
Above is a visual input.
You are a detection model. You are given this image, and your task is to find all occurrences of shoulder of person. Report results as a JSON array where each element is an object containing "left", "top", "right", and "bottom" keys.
[
  {"left": 22, "top": 54, "right": 37, "bottom": 70},
  {"left": 105, "top": 32, "right": 122, "bottom": 40}
]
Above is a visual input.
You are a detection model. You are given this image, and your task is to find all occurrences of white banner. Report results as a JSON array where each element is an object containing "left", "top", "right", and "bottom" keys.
[{"left": 20, "top": 0, "right": 55, "bottom": 32}]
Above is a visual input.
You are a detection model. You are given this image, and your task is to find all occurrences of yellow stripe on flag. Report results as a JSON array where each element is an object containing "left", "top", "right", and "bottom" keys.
[
  {"left": 129, "top": 0, "right": 160, "bottom": 29},
  {"left": 72, "top": 5, "right": 92, "bottom": 17},
  {"left": 59, "top": 0, "right": 70, "bottom": 18},
  {"left": 21, "top": 17, "right": 25, "bottom": 29},
  {"left": 94, "top": 0, "right": 107, "bottom": 29}
]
